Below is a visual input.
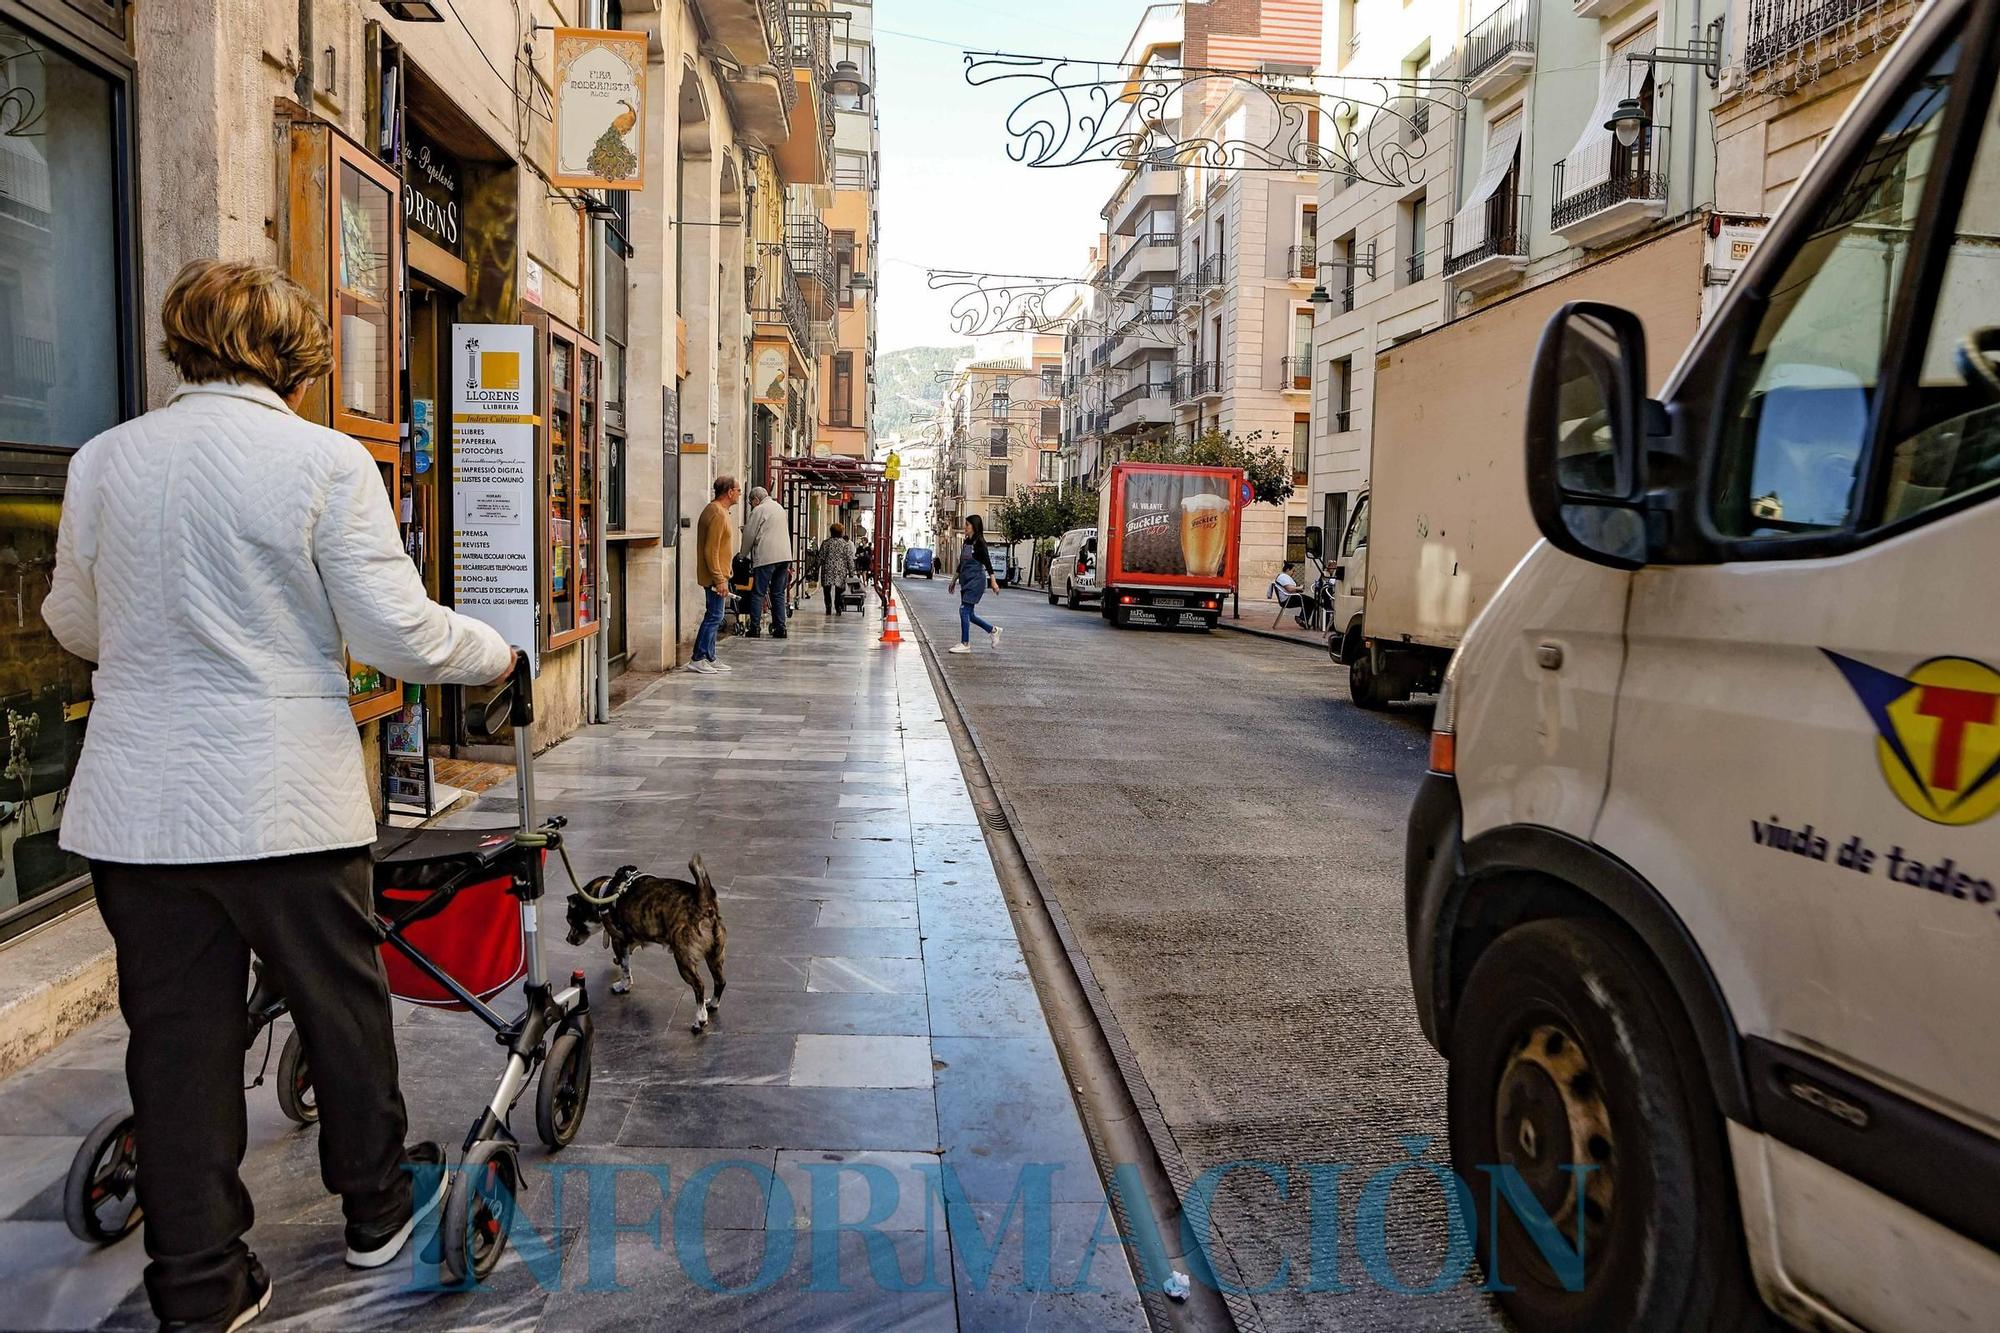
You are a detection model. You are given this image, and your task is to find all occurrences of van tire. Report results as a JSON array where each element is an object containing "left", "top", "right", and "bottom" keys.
[
  {"left": 1066, "top": 581, "right": 1081, "bottom": 610},
  {"left": 1048, "top": 583, "right": 1058, "bottom": 605},
  {"left": 1447, "top": 918, "right": 1765, "bottom": 1333},
  {"left": 1349, "top": 650, "right": 1390, "bottom": 709}
]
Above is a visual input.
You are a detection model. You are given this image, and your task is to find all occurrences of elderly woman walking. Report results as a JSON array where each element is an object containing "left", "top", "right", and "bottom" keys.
[
  {"left": 43, "top": 260, "right": 518, "bottom": 1331},
  {"left": 818, "top": 522, "right": 857, "bottom": 616}
]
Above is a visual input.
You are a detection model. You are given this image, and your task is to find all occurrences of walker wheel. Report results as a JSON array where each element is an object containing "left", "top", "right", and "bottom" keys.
[
  {"left": 275, "top": 1030, "right": 318, "bottom": 1126},
  {"left": 440, "top": 1141, "right": 518, "bottom": 1286},
  {"left": 535, "top": 1028, "right": 593, "bottom": 1151},
  {"left": 65, "top": 1110, "right": 142, "bottom": 1245}
]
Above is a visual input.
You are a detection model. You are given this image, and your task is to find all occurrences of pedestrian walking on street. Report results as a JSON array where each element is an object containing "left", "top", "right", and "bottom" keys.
[
  {"left": 948, "top": 514, "right": 1002, "bottom": 655},
  {"left": 741, "top": 485, "right": 794, "bottom": 639},
  {"left": 40, "top": 260, "right": 521, "bottom": 1331},
  {"left": 819, "top": 522, "right": 857, "bottom": 616},
  {"left": 692, "top": 476, "right": 740, "bottom": 674}
]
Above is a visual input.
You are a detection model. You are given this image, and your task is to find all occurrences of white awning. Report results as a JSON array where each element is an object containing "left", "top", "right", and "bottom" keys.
[
  {"left": 1449, "top": 117, "right": 1523, "bottom": 257},
  {"left": 1559, "top": 34, "right": 1656, "bottom": 202}
]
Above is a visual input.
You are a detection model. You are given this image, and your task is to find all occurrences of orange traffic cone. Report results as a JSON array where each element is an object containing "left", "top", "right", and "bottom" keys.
[{"left": 880, "top": 593, "right": 904, "bottom": 646}]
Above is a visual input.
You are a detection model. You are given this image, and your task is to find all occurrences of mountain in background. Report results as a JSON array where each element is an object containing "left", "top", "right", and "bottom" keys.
[{"left": 873, "top": 344, "right": 971, "bottom": 441}]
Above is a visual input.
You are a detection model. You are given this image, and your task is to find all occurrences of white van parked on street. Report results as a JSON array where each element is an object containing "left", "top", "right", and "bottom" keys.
[
  {"left": 1412, "top": 2, "right": 2000, "bottom": 1329},
  {"left": 1046, "top": 526, "right": 1099, "bottom": 608}
]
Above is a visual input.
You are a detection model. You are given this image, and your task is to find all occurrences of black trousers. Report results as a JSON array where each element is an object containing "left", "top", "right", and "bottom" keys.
[{"left": 93, "top": 847, "right": 411, "bottom": 1321}]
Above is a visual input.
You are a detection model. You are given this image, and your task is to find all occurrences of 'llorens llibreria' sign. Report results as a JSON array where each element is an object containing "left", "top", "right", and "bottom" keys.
[{"left": 405, "top": 127, "right": 462, "bottom": 253}]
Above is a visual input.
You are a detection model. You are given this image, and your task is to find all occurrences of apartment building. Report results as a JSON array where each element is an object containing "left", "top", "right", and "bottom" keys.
[
  {"left": 1307, "top": 0, "right": 1732, "bottom": 548},
  {"left": 1307, "top": 3, "right": 1461, "bottom": 542},
  {"left": 1060, "top": 250, "right": 1112, "bottom": 489},
  {"left": 1060, "top": 0, "right": 1323, "bottom": 596},
  {"left": 933, "top": 334, "right": 1064, "bottom": 554},
  {"left": 818, "top": 1, "right": 882, "bottom": 463}
]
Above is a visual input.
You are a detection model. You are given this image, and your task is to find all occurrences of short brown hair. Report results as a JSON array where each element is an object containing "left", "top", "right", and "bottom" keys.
[
  {"left": 160, "top": 260, "right": 333, "bottom": 397},
  {"left": 713, "top": 475, "right": 739, "bottom": 500}
]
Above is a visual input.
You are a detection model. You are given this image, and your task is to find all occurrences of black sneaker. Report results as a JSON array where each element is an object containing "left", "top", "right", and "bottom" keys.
[
  {"left": 344, "top": 1142, "right": 447, "bottom": 1269},
  {"left": 159, "top": 1254, "right": 272, "bottom": 1332},
  {"left": 771, "top": 628, "right": 789, "bottom": 639}
]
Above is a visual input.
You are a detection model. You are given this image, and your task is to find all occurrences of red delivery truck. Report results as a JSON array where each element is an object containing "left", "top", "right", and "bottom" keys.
[{"left": 1095, "top": 461, "right": 1248, "bottom": 631}]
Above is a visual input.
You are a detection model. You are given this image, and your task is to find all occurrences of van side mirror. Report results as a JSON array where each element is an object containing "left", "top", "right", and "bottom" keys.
[
  {"left": 1304, "top": 524, "right": 1323, "bottom": 559},
  {"left": 1525, "top": 302, "right": 1651, "bottom": 569}
]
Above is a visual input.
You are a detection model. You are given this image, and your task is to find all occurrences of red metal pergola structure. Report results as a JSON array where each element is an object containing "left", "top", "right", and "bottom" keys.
[{"left": 770, "top": 456, "right": 896, "bottom": 608}]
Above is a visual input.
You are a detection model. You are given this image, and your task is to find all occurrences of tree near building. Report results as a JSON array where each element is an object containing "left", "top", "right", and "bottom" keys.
[
  {"left": 991, "top": 483, "right": 1098, "bottom": 544},
  {"left": 1123, "top": 428, "right": 1295, "bottom": 506}
]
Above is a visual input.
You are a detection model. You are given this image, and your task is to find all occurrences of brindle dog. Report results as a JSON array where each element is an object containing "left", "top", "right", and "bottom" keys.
[{"left": 565, "top": 856, "right": 728, "bottom": 1032}]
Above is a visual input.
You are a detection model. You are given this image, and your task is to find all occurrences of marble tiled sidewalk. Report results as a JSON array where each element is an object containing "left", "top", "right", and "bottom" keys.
[{"left": 0, "top": 604, "right": 1146, "bottom": 1331}]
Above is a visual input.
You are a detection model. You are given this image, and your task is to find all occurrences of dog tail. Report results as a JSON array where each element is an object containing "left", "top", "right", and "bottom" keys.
[{"left": 689, "top": 854, "right": 716, "bottom": 909}]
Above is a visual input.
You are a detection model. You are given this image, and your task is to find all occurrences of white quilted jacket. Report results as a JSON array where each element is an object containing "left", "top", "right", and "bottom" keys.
[{"left": 43, "top": 381, "right": 514, "bottom": 864}]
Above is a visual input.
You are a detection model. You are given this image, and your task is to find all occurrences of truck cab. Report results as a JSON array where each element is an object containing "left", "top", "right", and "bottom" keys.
[
  {"left": 1328, "top": 491, "right": 1368, "bottom": 666},
  {"left": 1412, "top": 2, "right": 2000, "bottom": 1328}
]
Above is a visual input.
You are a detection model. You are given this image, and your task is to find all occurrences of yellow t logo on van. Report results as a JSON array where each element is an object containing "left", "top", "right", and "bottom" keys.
[{"left": 1826, "top": 652, "right": 2000, "bottom": 826}]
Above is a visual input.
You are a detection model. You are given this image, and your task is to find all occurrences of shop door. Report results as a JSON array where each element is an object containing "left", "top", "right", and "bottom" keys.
[{"left": 409, "top": 281, "right": 457, "bottom": 743}]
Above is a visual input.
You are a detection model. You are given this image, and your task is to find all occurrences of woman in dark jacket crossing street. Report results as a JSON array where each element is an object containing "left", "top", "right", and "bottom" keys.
[{"left": 948, "top": 514, "right": 1002, "bottom": 654}]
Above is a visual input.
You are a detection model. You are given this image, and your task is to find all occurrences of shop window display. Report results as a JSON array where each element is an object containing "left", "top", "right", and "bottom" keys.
[
  {"left": 540, "top": 315, "right": 601, "bottom": 650},
  {"left": 287, "top": 121, "right": 405, "bottom": 723}
]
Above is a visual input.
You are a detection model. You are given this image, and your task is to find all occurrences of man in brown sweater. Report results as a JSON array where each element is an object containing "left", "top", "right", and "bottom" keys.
[{"left": 690, "top": 475, "right": 740, "bottom": 673}]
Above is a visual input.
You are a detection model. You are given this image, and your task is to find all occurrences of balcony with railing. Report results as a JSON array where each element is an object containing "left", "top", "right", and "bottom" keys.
[
  {"left": 1463, "top": 0, "right": 1538, "bottom": 100},
  {"left": 1330, "top": 408, "right": 1353, "bottom": 433},
  {"left": 695, "top": 0, "right": 778, "bottom": 66},
  {"left": 1177, "top": 253, "right": 1226, "bottom": 305},
  {"left": 1280, "top": 356, "right": 1313, "bottom": 393},
  {"left": 1110, "top": 307, "right": 1178, "bottom": 367},
  {"left": 751, "top": 241, "right": 811, "bottom": 358},
  {"left": 718, "top": 1, "right": 795, "bottom": 140},
  {"left": 786, "top": 195, "right": 834, "bottom": 322},
  {"left": 1443, "top": 192, "right": 1530, "bottom": 291},
  {"left": 1108, "top": 372, "right": 1175, "bottom": 433},
  {"left": 1743, "top": 0, "right": 1897, "bottom": 70},
  {"left": 1553, "top": 126, "right": 1668, "bottom": 248},
  {"left": 771, "top": 11, "right": 833, "bottom": 184},
  {"left": 1406, "top": 248, "right": 1427, "bottom": 284},
  {"left": 1112, "top": 229, "right": 1180, "bottom": 285},
  {"left": 1170, "top": 360, "right": 1221, "bottom": 404},
  {"left": 1108, "top": 149, "right": 1180, "bottom": 237},
  {"left": 1285, "top": 243, "right": 1317, "bottom": 281}
]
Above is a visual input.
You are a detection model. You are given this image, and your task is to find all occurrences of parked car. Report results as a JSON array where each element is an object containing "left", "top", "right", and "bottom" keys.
[
  {"left": 902, "top": 546, "right": 935, "bottom": 578},
  {"left": 1413, "top": 4, "right": 2000, "bottom": 1328},
  {"left": 1046, "top": 526, "right": 1100, "bottom": 609},
  {"left": 988, "top": 544, "right": 1012, "bottom": 587}
]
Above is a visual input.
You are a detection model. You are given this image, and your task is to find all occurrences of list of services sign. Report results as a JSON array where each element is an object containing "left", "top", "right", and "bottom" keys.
[{"left": 452, "top": 323, "right": 539, "bottom": 671}]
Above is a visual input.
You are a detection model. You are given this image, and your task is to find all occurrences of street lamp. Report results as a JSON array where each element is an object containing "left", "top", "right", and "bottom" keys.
[
  {"left": 1605, "top": 96, "right": 1649, "bottom": 148},
  {"left": 829, "top": 58, "right": 872, "bottom": 103}
]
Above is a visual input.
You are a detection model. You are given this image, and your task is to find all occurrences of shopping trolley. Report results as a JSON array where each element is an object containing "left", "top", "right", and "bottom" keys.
[{"left": 65, "top": 655, "right": 594, "bottom": 1286}]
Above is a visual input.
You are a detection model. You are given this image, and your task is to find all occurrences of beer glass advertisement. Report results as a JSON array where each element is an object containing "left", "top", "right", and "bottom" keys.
[{"left": 1120, "top": 470, "right": 1234, "bottom": 579}]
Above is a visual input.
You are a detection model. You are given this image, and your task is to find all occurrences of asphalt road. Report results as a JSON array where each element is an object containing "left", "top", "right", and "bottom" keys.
[{"left": 897, "top": 575, "right": 1504, "bottom": 1333}]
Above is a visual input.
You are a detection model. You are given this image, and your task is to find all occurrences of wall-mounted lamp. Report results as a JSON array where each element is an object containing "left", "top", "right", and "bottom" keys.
[
  {"left": 829, "top": 58, "right": 871, "bottom": 102},
  {"left": 1605, "top": 96, "right": 1649, "bottom": 148},
  {"left": 848, "top": 272, "right": 873, "bottom": 292},
  {"left": 1306, "top": 243, "right": 1378, "bottom": 304}
]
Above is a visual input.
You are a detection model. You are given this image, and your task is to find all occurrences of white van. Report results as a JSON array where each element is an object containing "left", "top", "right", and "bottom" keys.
[
  {"left": 1412, "top": 2, "right": 2000, "bottom": 1328},
  {"left": 1046, "top": 525, "right": 1100, "bottom": 608}
]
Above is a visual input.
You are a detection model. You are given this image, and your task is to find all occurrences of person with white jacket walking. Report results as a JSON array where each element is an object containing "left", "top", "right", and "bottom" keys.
[
  {"left": 42, "top": 260, "right": 518, "bottom": 1331},
  {"left": 739, "top": 485, "right": 795, "bottom": 639}
]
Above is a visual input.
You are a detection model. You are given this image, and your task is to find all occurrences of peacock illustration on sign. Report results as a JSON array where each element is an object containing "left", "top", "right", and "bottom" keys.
[{"left": 552, "top": 27, "right": 648, "bottom": 191}]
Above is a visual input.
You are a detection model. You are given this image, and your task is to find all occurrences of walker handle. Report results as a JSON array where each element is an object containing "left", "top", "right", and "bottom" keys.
[{"left": 464, "top": 651, "right": 535, "bottom": 740}]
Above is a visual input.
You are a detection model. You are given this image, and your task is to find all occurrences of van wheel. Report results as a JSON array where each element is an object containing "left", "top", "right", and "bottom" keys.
[
  {"left": 1066, "top": 581, "right": 1081, "bottom": 610},
  {"left": 1047, "top": 583, "right": 1058, "bottom": 605},
  {"left": 1447, "top": 918, "right": 1764, "bottom": 1333},
  {"left": 1349, "top": 651, "right": 1390, "bottom": 709}
]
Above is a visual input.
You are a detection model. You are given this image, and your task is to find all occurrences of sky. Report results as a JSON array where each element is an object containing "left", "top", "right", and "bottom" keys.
[{"left": 873, "top": 0, "right": 1147, "bottom": 352}]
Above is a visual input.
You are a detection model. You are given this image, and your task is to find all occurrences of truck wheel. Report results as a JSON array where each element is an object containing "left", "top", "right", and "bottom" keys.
[
  {"left": 1109, "top": 605, "right": 1129, "bottom": 629},
  {"left": 1447, "top": 918, "right": 1763, "bottom": 1333},
  {"left": 1349, "top": 651, "right": 1390, "bottom": 709}
]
